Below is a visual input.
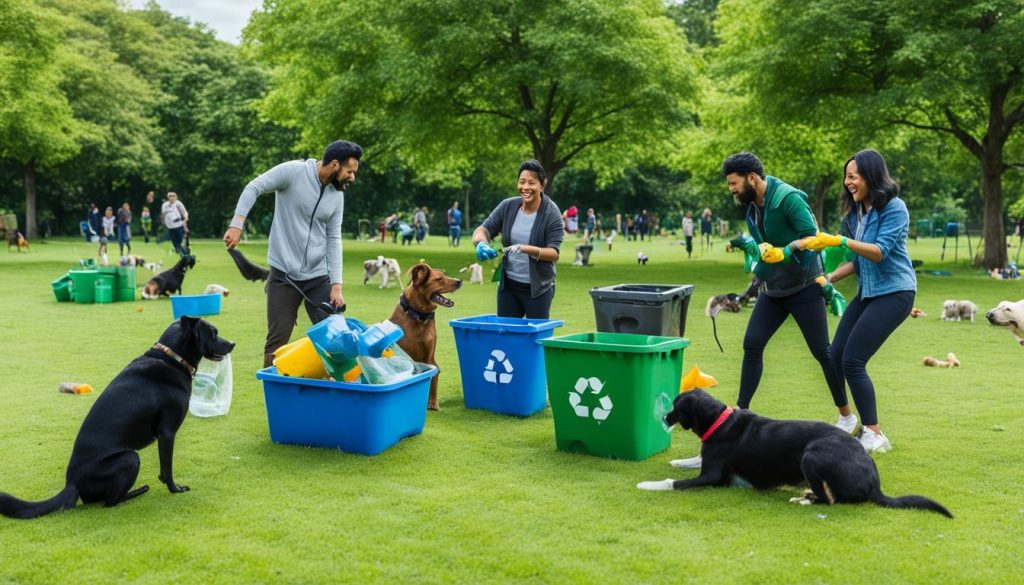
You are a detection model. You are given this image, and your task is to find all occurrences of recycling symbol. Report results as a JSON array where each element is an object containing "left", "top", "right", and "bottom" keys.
[
  {"left": 483, "top": 349, "right": 514, "bottom": 384},
  {"left": 569, "top": 377, "right": 613, "bottom": 421}
]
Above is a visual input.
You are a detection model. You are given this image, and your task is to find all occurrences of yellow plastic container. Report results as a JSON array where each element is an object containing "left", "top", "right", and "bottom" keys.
[{"left": 273, "top": 337, "right": 329, "bottom": 379}]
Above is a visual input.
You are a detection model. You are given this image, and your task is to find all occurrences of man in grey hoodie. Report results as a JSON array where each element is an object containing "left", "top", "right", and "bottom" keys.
[{"left": 223, "top": 140, "right": 362, "bottom": 367}]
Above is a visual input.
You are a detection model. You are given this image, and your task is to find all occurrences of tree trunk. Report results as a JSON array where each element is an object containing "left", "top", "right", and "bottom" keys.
[
  {"left": 980, "top": 149, "right": 1006, "bottom": 269},
  {"left": 23, "top": 160, "right": 39, "bottom": 239}
]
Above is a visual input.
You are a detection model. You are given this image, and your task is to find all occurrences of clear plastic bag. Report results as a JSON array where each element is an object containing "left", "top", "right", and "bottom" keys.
[
  {"left": 357, "top": 345, "right": 415, "bottom": 385},
  {"left": 189, "top": 354, "right": 233, "bottom": 417}
]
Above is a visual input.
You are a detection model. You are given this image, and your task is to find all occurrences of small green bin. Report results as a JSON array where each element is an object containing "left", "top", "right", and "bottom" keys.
[
  {"left": 51, "top": 274, "right": 73, "bottom": 302},
  {"left": 116, "top": 287, "right": 136, "bottom": 302},
  {"left": 94, "top": 281, "right": 114, "bottom": 304},
  {"left": 70, "top": 270, "right": 100, "bottom": 303},
  {"left": 539, "top": 332, "right": 688, "bottom": 461}
]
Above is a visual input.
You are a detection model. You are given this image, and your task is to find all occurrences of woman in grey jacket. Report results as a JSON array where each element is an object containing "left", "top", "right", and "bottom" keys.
[{"left": 472, "top": 160, "right": 564, "bottom": 319}]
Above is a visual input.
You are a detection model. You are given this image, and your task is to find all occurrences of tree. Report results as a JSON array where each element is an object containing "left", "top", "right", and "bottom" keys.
[
  {"left": 0, "top": 0, "right": 82, "bottom": 238},
  {"left": 247, "top": 0, "right": 699, "bottom": 192},
  {"left": 714, "top": 0, "right": 1024, "bottom": 268}
]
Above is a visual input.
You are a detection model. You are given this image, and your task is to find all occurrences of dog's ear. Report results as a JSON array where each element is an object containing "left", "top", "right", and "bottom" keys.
[
  {"left": 180, "top": 316, "right": 199, "bottom": 330},
  {"left": 409, "top": 263, "right": 431, "bottom": 286}
]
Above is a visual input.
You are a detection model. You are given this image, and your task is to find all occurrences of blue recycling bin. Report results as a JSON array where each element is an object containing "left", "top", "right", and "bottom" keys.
[{"left": 449, "top": 315, "right": 564, "bottom": 417}]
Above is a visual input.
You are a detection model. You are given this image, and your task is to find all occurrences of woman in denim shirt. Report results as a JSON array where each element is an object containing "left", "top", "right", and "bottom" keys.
[{"left": 806, "top": 150, "right": 915, "bottom": 453}]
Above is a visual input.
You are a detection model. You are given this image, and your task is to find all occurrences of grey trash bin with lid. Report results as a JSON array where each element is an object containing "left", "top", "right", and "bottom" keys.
[{"left": 589, "top": 284, "right": 694, "bottom": 337}]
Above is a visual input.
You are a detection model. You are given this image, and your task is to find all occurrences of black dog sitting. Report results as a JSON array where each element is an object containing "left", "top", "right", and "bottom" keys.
[
  {"left": 0, "top": 317, "right": 234, "bottom": 519},
  {"left": 142, "top": 254, "right": 196, "bottom": 299},
  {"left": 637, "top": 389, "right": 952, "bottom": 518}
]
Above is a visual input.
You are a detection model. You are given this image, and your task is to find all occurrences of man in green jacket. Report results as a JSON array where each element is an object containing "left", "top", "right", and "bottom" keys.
[{"left": 673, "top": 152, "right": 857, "bottom": 469}]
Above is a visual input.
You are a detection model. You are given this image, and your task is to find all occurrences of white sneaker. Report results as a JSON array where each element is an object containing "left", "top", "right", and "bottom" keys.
[
  {"left": 835, "top": 413, "right": 859, "bottom": 434},
  {"left": 859, "top": 428, "right": 892, "bottom": 453},
  {"left": 670, "top": 455, "right": 703, "bottom": 469}
]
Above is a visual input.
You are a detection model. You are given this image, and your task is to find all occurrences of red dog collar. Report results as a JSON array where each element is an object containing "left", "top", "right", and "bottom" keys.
[{"left": 700, "top": 407, "right": 734, "bottom": 442}]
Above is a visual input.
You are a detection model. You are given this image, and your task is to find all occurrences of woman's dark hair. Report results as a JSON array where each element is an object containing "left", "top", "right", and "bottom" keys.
[
  {"left": 322, "top": 140, "right": 363, "bottom": 165},
  {"left": 519, "top": 159, "right": 546, "bottom": 187},
  {"left": 722, "top": 152, "right": 765, "bottom": 179},
  {"left": 841, "top": 149, "right": 899, "bottom": 215}
]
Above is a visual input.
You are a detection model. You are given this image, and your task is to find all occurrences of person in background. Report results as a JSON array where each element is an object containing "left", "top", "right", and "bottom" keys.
[
  {"left": 100, "top": 206, "right": 116, "bottom": 264},
  {"left": 86, "top": 203, "right": 101, "bottom": 241},
  {"left": 447, "top": 201, "right": 463, "bottom": 247},
  {"left": 583, "top": 208, "right": 597, "bottom": 244},
  {"left": 472, "top": 160, "right": 564, "bottom": 319},
  {"left": 634, "top": 209, "right": 648, "bottom": 241},
  {"left": 682, "top": 210, "right": 694, "bottom": 259},
  {"left": 116, "top": 202, "right": 132, "bottom": 256},
  {"left": 413, "top": 206, "right": 429, "bottom": 244},
  {"left": 140, "top": 206, "right": 152, "bottom": 244},
  {"left": 161, "top": 192, "right": 189, "bottom": 255},
  {"left": 701, "top": 207, "right": 714, "bottom": 253}
]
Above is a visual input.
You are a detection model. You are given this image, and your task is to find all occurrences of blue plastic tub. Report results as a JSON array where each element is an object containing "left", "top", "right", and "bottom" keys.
[
  {"left": 449, "top": 315, "right": 564, "bottom": 416},
  {"left": 256, "top": 363, "right": 438, "bottom": 455},
  {"left": 171, "top": 293, "right": 222, "bottom": 319}
]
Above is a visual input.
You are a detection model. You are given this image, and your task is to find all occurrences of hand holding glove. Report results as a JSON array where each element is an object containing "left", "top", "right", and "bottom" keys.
[
  {"left": 758, "top": 242, "right": 791, "bottom": 264},
  {"left": 802, "top": 232, "right": 847, "bottom": 252},
  {"left": 476, "top": 241, "right": 499, "bottom": 262}
]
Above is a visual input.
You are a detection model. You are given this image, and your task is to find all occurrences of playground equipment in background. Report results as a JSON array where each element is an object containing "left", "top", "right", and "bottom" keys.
[{"left": 940, "top": 222, "right": 973, "bottom": 262}]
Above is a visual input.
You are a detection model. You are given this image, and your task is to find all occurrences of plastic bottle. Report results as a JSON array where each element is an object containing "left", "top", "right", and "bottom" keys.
[
  {"left": 58, "top": 383, "right": 93, "bottom": 395},
  {"left": 189, "top": 354, "right": 233, "bottom": 417}
]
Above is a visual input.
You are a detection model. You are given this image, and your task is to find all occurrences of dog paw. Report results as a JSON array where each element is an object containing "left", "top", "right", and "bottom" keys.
[
  {"left": 788, "top": 496, "right": 813, "bottom": 505},
  {"left": 636, "top": 479, "right": 676, "bottom": 491},
  {"left": 427, "top": 400, "right": 440, "bottom": 411},
  {"left": 167, "top": 484, "right": 190, "bottom": 493}
]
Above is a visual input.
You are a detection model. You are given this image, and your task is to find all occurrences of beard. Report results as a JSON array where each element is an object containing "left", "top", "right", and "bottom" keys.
[
  {"left": 330, "top": 172, "right": 353, "bottom": 191},
  {"left": 733, "top": 183, "right": 757, "bottom": 206}
]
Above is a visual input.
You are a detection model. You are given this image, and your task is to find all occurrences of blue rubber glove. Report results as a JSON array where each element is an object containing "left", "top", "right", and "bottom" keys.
[{"left": 476, "top": 241, "right": 498, "bottom": 262}]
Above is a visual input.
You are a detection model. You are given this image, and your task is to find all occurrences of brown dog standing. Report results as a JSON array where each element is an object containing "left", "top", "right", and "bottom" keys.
[{"left": 389, "top": 263, "right": 461, "bottom": 410}]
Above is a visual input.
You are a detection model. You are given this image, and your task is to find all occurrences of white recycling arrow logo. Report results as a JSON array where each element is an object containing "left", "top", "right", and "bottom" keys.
[
  {"left": 569, "top": 377, "right": 613, "bottom": 421},
  {"left": 483, "top": 349, "right": 514, "bottom": 384}
]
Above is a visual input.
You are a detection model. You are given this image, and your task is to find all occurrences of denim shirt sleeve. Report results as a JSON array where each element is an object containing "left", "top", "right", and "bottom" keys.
[{"left": 871, "top": 199, "right": 909, "bottom": 262}]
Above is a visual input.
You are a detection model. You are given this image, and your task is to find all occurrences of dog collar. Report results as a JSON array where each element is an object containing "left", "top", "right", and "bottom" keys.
[
  {"left": 700, "top": 407, "right": 734, "bottom": 442},
  {"left": 399, "top": 295, "right": 435, "bottom": 322},
  {"left": 152, "top": 343, "right": 196, "bottom": 377}
]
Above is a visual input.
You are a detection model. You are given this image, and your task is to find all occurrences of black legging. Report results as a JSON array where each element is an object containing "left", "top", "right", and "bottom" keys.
[
  {"left": 830, "top": 290, "right": 914, "bottom": 426},
  {"left": 497, "top": 276, "right": 554, "bottom": 319},
  {"left": 738, "top": 283, "right": 845, "bottom": 410}
]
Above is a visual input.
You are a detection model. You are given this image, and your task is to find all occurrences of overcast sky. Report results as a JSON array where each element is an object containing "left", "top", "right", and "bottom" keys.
[{"left": 126, "top": 0, "right": 262, "bottom": 44}]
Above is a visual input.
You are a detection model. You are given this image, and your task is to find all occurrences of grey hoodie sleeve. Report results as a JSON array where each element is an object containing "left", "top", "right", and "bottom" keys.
[
  {"left": 233, "top": 161, "right": 299, "bottom": 219},
  {"left": 326, "top": 197, "right": 344, "bottom": 284}
]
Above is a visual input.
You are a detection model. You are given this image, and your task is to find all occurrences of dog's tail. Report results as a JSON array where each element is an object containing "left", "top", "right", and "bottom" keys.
[
  {"left": 227, "top": 248, "right": 270, "bottom": 282},
  {"left": 871, "top": 492, "right": 953, "bottom": 519},
  {"left": 0, "top": 485, "right": 78, "bottom": 519}
]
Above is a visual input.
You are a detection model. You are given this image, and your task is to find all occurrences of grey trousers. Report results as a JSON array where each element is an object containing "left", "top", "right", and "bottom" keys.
[{"left": 265, "top": 268, "right": 333, "bottom": 359}]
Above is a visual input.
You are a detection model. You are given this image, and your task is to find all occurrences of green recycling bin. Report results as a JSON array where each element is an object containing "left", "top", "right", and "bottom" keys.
[
  {"left": 51, "top": 274, "right": 73, "bottom": 302},
  {"left": 94, "top": 281, "right": 114, "bottom": 304},
  {"left": 70, "top": 270, "right": 100, "bottom": 303},
  {"left": 539, "top": 332, "right": 688, "bottom": 461}
]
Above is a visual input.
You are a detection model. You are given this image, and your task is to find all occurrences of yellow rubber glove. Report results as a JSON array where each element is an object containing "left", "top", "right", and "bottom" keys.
[
  {"left": 803, "top": 232, "right": 846, "bottom": 251},
  {"left": 758, "top": 242, "right": 790, "bottom": 263}
]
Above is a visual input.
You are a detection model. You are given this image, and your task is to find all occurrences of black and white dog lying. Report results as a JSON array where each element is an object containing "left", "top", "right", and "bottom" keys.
[
  {"left": 637, "top": 389, "right": 952, "bottom": 518},
  {"left": 0, "top": 317, "right": 234, "bottom": 519}
]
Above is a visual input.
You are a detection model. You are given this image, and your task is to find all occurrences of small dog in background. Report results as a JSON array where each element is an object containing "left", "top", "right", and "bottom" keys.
[
  {"left": 144, "top": 261, "right": 164, "bottom": 273},
  {"left": 458, "top": 263, "right": 484, "bottom": 284},
  {"left": 606, "top": 229, "right": 617, "bottom": 251},
  {"left": 637, "top": 252, "right": 649, "bottom": 265},
  {"left": 362, "top": 256, "right": 402, "bottom": 289},
  {"left": 204, "top": 284, "right": 230, "bottom": 297},
  {"left": 986, "top": 300, "right": 1024, "bottom": 346},
  {"left": 922, "top": 352, "right": 960, "bottom": 367},
  {"left": 142, "top": 255, "right": 196, "bottom": 299},
  {"left": 941, "top": 300, "right": 977, "bottom": 322},
  {"left": 120, "top": 255, "right": 146, "bottom": 267},
  {"left": 7, "top": 231, "right": 28, "bottom": 253}
]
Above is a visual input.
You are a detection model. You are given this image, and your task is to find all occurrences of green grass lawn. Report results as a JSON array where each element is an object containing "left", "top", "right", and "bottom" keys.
[{"left": 1, "top": 233, "right": 1022, "bottom": 584}]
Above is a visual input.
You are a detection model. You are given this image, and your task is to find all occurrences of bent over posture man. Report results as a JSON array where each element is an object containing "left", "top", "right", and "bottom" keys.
[{"left": 223, "top": 140, "right": 362, "bottom": 367}]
